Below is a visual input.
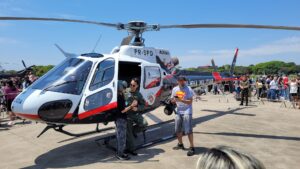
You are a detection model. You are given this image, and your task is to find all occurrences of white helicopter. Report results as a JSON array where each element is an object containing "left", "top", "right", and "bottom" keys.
[{"left": 1, "top": 17, "right": 300, "bottom": 137}]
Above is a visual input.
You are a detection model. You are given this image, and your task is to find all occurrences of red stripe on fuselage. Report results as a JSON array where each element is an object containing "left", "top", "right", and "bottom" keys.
[
  {"left": 78, "top": 102, "right": 117, "bottom": 120},
  {"left": 164, "top": 74, "right": 173, "bottom": 79},
  {"left": 145, "top": 78, "right": 161, "bottom": 89},
  {"left": 14, "top": 112, "right": 40, "bottom": 120},
  {"left": 155, "top": 87, "right": 163, "bottom": 97},
  {"left": 64, "top": 113, "right": 73, "bottom": 119},
  {"left": 212, "top": 72, "right": 222, "bottom": 81},
  {"left": 14, "top": 102, "right": 118, "bottom": 121}
]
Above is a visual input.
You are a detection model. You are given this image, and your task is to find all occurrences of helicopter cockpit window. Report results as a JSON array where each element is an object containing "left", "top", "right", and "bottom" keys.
[
  {"left": 31, "top": 58, "right": 93, "bottom": 95},
  {"left": 89, "top": 58, "right": 115, "bottom": 91},
  {"left": 144, "top": 66, "right": 161, "bottom": 89},
  {"left": 84, "top": 88, "right": 113, "bottom": 111}
]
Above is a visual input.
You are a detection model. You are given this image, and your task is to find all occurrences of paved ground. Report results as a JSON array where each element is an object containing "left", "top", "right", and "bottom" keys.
[{"left": 0, "top": 94, "right": 299, "bottom": 169}]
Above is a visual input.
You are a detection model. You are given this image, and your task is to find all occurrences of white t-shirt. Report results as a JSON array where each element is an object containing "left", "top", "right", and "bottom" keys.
[
  {"left": 171, "top": 85, "right": 194, "bottom": 115},
  {"left": 290, "top": 82, "right": 298, "bottom": 94},
  {"left": 269, "top": 80, "right": 278, "bottom": 90}
]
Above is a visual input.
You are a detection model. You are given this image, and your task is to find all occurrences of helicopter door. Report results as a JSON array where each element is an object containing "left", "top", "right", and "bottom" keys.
[
  {"left": 140, "top": 63, "right": 162, "bottom": 107},
  {"left": 78, "top": 57, "right": 118, "bottom": 120}
]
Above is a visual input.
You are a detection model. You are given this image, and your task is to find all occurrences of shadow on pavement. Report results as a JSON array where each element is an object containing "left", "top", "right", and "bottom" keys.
[
  {"left": 194, "top": 131, "right": 300, "bottom": 141},
  {"left": 22, "top": 107, "right": 250, "bottom": 169}
]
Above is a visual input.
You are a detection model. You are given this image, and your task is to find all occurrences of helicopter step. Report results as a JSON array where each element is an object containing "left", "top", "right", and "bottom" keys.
[
  {"left": 37, "top": 123, "right": 114, "bottom": 138},
  {"left": 95, "top": 119, "right": 176, "bottom": 151}
]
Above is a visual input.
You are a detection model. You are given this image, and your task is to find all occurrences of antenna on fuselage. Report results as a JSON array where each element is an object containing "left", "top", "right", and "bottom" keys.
[{"left": 91, "top": 34, "right": 102, "bottom": 53}]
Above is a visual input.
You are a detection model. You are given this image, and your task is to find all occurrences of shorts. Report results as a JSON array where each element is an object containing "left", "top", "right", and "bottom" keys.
[
  {"left": 291, "top": 93, "right": 297, "bottom": 97},
  {"left": 175, "top": 114, "right": 193, "bottom": 135}
]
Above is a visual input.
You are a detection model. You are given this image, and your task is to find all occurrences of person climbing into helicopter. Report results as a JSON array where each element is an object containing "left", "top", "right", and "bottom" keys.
[
  {"left": 125, "top": 78, "right": 148, "bottom": 156},
  {"left": 114, "top": 80, "right": 131, "bottom": 160}
]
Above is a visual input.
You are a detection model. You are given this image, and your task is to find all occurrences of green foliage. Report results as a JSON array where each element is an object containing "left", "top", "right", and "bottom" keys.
[
  {"left": 32, "top": 65, "right": 54, "bottom": 77},
  {"left": 250, "top": 61, "right": 298, "bottom": 75},
  {"left": 185, "top": 67, "right": 199, "bottom": 71},
  {"left": 185, "top": 60, "right": 299, "bottom": 75},
  {"left": 233, "top": 66, "right": 252, "bottom": 75},
  {"left": 5, "top": 70, "right": 17, "bottom": 74}
]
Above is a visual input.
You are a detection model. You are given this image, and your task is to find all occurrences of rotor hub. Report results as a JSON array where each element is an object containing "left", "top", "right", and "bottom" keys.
[{"left": 117, "top": 21, "right": 159, "bottom": 46}]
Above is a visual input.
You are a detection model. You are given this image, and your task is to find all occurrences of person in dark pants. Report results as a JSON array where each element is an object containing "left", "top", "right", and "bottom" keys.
[
  {"left": 240, "top": 75, "right": 249, "bottom": 106},
  {"left": 115, "top": 80, "right": 131, "bottom": 160},
  {"left": 125, "top": 78, "right": 147, "bottom": 156}
]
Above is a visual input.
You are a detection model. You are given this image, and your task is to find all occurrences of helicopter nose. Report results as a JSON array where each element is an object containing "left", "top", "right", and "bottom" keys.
[
  {"left": 12, "top": 89, "right": 75, "bottom": 122},
  {"left": 11, "top": 98, "right": 40, "bottom": 121},
  {"left": 12, "top": 89, "right": 46, "bottom": 121},
  {"left": 12, "top": 95, "right": 40, "bottom": 121}
]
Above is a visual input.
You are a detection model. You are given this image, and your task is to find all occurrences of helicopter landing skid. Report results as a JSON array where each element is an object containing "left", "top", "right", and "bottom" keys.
[
  {"left": 95, "top": 119, "right": 176, "bottom": 151},
  {"left": 37, "top": 123, "right": 114, "bottom": 138}
]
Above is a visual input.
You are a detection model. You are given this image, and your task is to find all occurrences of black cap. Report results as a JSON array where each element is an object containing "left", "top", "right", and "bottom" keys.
[{"left": 177, "top": 76, "right": 187, "bottom": 81}]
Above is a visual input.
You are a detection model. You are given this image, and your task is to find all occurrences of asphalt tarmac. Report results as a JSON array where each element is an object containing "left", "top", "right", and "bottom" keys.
[{"left": 0, "top": 94, "right": 299, "bottom": 169}]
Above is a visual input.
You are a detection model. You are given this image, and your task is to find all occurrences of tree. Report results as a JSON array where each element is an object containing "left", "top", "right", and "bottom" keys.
[
  {"left": 185, "top": 60, "right": 299, "bottom": 75},
  {"left": 33, "top": 65, "right": 54, "bottom": 77}
]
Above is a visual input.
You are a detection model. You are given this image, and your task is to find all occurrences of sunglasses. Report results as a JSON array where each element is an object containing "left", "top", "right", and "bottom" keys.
[{"left": 130, "top": 84, "right": 136, "bottom": 87}]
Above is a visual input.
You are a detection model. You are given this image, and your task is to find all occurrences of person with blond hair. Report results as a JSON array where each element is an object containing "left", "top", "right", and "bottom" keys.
[{"left": 196, "top": 146, "right": 265, "bottom": 169}]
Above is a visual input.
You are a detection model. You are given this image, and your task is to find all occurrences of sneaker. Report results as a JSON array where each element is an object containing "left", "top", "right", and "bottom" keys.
[
  {"left": 173, "top": 143, "right": 185, "bottom": 150},
  {"left": 116, "top": 154, "right": 130, "bottom": 160},
  {"left": 187, "top": 147, "right": 195, "bottom": 156},
  {"left": 124, "top": 150, "right": 138, "bottom": 156}
]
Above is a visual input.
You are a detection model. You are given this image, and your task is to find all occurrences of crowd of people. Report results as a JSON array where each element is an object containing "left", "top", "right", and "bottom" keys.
[
  {"left": 233, "top": 74, "right": 300, "bottom": 108},
  {"left": 0, "top": 71, "right": 38, "bottom": 126}
]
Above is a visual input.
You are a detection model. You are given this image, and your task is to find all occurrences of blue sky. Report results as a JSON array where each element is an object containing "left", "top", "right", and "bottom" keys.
[{"left": 0, "top": 0, "right": 300, "bottom": 70}]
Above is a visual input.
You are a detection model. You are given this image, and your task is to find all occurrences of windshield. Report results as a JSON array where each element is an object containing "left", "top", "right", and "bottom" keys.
[{"left": 31, "top": 58, "right": 93, "bottom": 95}]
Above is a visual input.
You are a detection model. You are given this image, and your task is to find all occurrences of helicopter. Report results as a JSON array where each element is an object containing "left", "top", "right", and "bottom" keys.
[
  {"left": 1, "top": 16, "right": 300, "bottom": 137},
  {"left": 176, "top": 48, "right": 239, "bottom": 95},
  {"left": 212, "top": 48, "right": 239, "bottom": 82},
  {"left": 0, "top": 60, "right": 35, "bottom": 79}
]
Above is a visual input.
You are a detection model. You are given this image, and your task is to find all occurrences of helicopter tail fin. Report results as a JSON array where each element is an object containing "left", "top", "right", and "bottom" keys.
[
  {"left": 229, "top": 48, "right": 239, "bottom": 76},
  {"left": 212, "top": 72, "right": 222, "bottom": 81},
  {"left": 211, "top": 59, "right": 217, "bottom": 72},
  {"left": 54, "top": 44, "right": 77, "bottom": 57}
]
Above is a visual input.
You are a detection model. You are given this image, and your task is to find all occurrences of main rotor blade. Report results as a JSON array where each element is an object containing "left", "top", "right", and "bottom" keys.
[
  {"left": 0, "top": 16, "right": 118, "bottom": 28},
  {"left": 160, "top": 24, "right": 300, "bottom": 31},
  {"left": 2, "top": 17, "right": 300, "bottom": 32},
  {"left": 21, "top": 60, "right": 27, "bottom": 69}
]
